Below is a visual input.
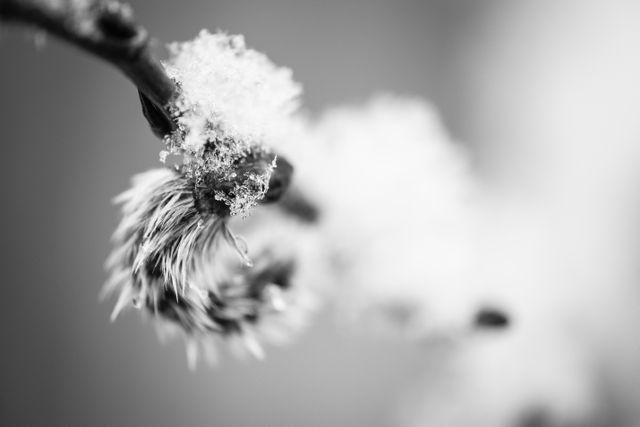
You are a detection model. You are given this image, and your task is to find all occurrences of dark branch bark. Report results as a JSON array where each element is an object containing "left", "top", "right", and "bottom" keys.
[{"left": 0, "top": 0, "right": 176, "bottom": 132}]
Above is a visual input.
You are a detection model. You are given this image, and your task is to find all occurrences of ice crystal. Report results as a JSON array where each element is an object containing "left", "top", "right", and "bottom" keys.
[
  {"left": 158, "top": 150, "right": 169, "bottom": 163},
  {"left": 163, "top": 30, "right": 302, "bottom": 217}
]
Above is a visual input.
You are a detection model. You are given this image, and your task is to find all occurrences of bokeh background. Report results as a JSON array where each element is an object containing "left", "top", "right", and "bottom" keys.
[{"left": 4, "top": 0, "right": 640, "bottom": 425}]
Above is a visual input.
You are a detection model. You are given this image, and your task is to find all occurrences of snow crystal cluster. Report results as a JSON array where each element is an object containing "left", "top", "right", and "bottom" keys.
[{"left": 162, "top": 30, "right": 302, "bottom": 216}]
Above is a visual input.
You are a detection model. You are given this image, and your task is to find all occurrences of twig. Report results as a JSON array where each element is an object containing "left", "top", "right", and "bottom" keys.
[{"left": 0, "top": 0, "right": 176, "bottom": 133}]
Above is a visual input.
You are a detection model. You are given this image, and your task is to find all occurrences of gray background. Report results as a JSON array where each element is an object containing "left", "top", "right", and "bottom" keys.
[{"left": 0, "top": 0, "right": 614, "bottom": 425}]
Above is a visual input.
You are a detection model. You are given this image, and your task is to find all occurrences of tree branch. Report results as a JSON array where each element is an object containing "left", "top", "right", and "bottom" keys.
[{"left": 0, "top": 0, "right": 176, "bottom": 133}]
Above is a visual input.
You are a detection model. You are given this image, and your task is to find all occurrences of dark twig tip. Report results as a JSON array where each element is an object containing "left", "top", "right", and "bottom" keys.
[
  {"left": 474, "top": 307, "right": 510, "bottom": 329},
  {"left": 98, "top": 2, "right": 138, "bottom": 40}
]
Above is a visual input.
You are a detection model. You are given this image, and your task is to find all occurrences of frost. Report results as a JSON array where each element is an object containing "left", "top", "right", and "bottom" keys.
[
  {"left": 158, "top": 150, "right": 169, "bottom": 163},
  {"left": 162, "top": 30, "right": 302, "bottom": 216},
  {"left": 165, "top": 30, "right": 300, "bottom": 149}
]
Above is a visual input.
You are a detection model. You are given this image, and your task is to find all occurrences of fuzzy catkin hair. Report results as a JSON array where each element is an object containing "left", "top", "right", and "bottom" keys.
[
  {"left": 104, "top": 168, "right": 321, "bottom": 367},
  {"left": 104, "top": 168, "right": 228, "bottom": 318}
]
